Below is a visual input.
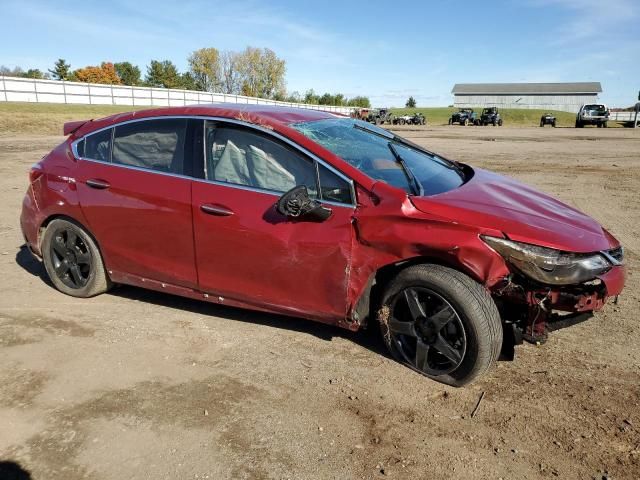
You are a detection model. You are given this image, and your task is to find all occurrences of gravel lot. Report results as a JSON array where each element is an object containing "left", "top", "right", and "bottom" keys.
[{"left": 1, "top": 126, "right": 639, "bottom": 480}]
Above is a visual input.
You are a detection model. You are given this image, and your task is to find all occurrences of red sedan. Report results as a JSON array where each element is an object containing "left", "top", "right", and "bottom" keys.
[{"left": 20, "top": 105, "right": 625, "bottom": 386}]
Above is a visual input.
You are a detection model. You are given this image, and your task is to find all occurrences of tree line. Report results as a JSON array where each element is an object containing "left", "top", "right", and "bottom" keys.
[{"left": 0, "top": 48, "right": 370, "bottom": 107}]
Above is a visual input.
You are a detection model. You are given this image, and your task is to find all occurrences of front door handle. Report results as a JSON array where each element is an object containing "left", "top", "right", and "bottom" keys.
[
  {"left": 200, "top": 203, "right": 234, "bottom": 216},
  {"left": 86, "top": 178, "right": 111, "bottom": 189}
]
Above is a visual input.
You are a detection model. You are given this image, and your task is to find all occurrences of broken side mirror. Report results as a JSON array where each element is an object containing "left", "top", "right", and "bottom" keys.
[{"left": 276, "top": 185, "right": 332, "bottom": 222}]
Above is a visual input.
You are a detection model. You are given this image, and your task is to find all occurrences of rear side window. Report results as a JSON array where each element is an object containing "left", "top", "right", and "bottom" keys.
[
  {"left": 78, "top": 129, "right": 112, "bottom": 162},
  {"left": 112, "top": 119, "right": 188, "bottom": 174}
]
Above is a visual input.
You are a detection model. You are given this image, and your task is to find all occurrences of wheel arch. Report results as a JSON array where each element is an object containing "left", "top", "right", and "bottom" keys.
[
  {"left": 352, "top": 254, "right": 486, "bottom": 328},
  {"left": 38, "top": 214, "right": 109, "bottom": 271}
]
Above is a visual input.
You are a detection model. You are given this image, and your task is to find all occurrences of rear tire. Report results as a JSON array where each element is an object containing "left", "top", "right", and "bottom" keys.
[
  {"left": 42, "top": 219, "right": 111, "bottom": 298},
  {"left": 498, "top": 118, "right": 503, "bottom": 126},
  {"left": 378, "top": 264, "right": 502, "bottom": 387}
]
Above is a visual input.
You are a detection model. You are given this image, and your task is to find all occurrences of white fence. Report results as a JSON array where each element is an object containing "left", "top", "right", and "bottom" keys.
[{"left": 0, "top": 76, "right": 355, "bottom": 115}]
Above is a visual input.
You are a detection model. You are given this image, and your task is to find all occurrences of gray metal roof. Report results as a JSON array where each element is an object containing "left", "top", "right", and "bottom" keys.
[{"left": 452, "top": 82, "right": 602, "bottom": 95}]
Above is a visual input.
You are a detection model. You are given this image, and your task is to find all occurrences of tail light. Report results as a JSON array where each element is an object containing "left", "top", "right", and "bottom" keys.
[{"left": 29, "top": 164, "right": 44, "bottom": 184}]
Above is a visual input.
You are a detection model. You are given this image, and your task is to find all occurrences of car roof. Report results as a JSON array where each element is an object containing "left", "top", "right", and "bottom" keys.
[{"left": 73, "top": 103, "right": 342, "bottom": 138}]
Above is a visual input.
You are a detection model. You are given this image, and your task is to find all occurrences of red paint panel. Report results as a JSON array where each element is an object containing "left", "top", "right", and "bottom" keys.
[
  {"left": 191, "top": 181, "right": 354, "bottom": 322},
  {"left": 412, "top": 168, "right": 610, "bottom": 253},
  {"left": 75, "top": 161, "right": 198, "bottom": 288}
]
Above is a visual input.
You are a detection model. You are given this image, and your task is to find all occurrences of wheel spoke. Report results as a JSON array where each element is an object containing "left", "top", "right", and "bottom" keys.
[
  {"left": 69, "top": 265, "right": 83, "bottom": 285},
  {"left": 76, "top": 251, "right": 91, "bottom": 265},
  {"left": 65, "top": 230, "right": 78, "bottom": 249},
  {"left": 429, "top": 305, "right": 456, "bottom": 332},
  {"left": 52, "top": 237, "right": 67, "bottom": 257},
  {"left": 54, "top": 262, "right": 69, "bottom": 277},
  {"left": 403, "top": 288, "right": 426, "bottom": 321},
  {"left": 388, "top": 317, "right": 416, "bottom": 337},
  {"left": 433, "top": 334, "right": 462, "bottom": 365},
  {"left": 415, "top": 339, "right": 429, "bottom": 370}
]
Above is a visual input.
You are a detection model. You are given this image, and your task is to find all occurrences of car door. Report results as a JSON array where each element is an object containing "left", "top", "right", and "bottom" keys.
[
  {"left": 191, "top": 120, "right": 356, "bottom": 321},
  {"left": 74, "top": 118, "right": 199, "bottom": 289}
]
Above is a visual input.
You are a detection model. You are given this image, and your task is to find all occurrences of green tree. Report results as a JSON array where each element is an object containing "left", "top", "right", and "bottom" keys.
[
  {"left": 286, "top": 91, "right": 302, "bottom": 103},
  {"left": 114, "top": 62, "right": 141, "bottom": 86},
  {"left": 23, "top": 69, "right": 48, "bottom": 79},
  {"left": 347, "top": 96, "right": 371, "bottom": 108},
  {"left": 405, "top": 96, "right": 416, "bottom": 108},
  {"left": 49, "top": 58, "right": 71, "bottom": 80},
  {"left": 188, "top": 47, "right": 220, "bottom": 92},
  {"left": 318, "top": 93, "right": 335, "bottom": 105},
  {"left": 304, "top": 89, "right": 319, "bottom": 104},
  {"left": 178, "top": 72, "right": 199, "bottom": 90},
  {"left": 145, "top": 60, "right": 181, "bottom": 89}
]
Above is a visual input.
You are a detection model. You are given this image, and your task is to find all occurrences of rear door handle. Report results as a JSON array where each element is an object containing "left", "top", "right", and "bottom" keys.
[
  {"left": 86, "top": 179, "right": 111, "bottom": 189},
  {"left": 200, "top": 203, "right": 234, "bottom": 216}
]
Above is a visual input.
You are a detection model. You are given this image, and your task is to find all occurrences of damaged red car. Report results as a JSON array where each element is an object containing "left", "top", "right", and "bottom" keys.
[{"left": 20, "top": 105, "right": 625, "bottom": 386}]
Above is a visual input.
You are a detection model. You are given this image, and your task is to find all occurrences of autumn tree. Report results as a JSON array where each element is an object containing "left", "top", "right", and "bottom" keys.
[
  {"left": 220, "top": 50, "right": 242, "bottom": 94},
  {"left": 73, "top": 62, "right": 121, "bottom": 84},
  {"left": 145, "top": 60, "right": 181, "bottom": 88},
  {"left": 188, "top": 47, "right": 221, "bottom": 92},
  {"left": 114, "top": 62, "right": 141, "bottom": 86},
  {"left": 236, "top": 47, "right": 286, "bottom": 99},
  {"left": 0, "top": 66, "right": 25, "bottom": 77},
  {"left": 49, "top": 59, "right": 71, "bottom": 80}
]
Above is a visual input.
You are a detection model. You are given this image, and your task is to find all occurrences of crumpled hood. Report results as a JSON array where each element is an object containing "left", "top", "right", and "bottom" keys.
[{"left": 411, "top": 167, "right": 614, "bottom": 253}]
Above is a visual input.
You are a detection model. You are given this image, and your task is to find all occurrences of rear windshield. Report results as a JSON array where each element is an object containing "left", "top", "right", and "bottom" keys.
[
  {"left": 291, "top": 118, "right": 465, "bottom": 196},
  {"left": 584, "top": 105, "right": 607, "bottom": 112}
]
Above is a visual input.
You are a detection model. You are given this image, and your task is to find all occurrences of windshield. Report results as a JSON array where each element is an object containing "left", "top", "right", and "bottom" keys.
[{"left": 291, "top": 118, "right": 465, "bottom": 196}]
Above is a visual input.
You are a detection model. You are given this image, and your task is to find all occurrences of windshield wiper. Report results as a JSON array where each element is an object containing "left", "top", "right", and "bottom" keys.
[
  {"left": 353, "top": 121, "right": 394, "bottom": 139},
  {"left": 388, "top": 142, "right": 423, "bottom": 196}
]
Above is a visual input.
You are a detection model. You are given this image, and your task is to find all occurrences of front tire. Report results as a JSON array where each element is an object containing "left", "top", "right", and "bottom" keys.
[
  {"left": 42, "top": 219, "right": 111, "bottom": 298},
  {"left": 378, "top": 264, "right": 502, "bottom": 387}
]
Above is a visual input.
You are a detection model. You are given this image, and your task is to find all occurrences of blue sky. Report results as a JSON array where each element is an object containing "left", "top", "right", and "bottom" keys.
[{"left": 1, "top": 0, "right": 638, "bottom": 107}]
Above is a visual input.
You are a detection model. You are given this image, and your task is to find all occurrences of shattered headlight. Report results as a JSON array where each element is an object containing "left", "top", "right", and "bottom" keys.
[{"left": 481, "top": 236, "right": 615, "bottom": 285}]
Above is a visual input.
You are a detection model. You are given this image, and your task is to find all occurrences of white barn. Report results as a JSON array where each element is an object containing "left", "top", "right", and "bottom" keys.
[{"left": 452, "top": 82, "right": 602, "bottom": 113}]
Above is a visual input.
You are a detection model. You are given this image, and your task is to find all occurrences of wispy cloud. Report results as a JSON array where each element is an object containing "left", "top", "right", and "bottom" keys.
[{"left": 528, "top": 0, "right": 639, "bottom": 43}]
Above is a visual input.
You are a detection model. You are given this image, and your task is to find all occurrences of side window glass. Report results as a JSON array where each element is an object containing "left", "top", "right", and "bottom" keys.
[
  {"left": 83, "top": 129, "right": 112, "bottom": 162},
  {"left": 318, "top": 164, "right": 352, "bottom": 204},
  {"left": 205, "top": 122, "right": 317, "bottom": 196},
  {"left": 112, "top": 119, "right": 188, "bottom": 174},
  {"left": 75, "top": 139, "right": 85, "bottom": 158}
]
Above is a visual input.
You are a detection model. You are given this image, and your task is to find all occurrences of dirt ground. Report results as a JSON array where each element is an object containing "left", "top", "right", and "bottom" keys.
[{"left": 1, "top": 126, "right": 639, "bottom": 480}]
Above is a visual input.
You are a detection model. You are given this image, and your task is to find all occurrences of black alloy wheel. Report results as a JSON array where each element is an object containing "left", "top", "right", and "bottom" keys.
[
  {"left": 388, "top": 287, "right": 466, "bottom": 376},
  {"left": 49, "top": 227, "right": 92, "bottom": 289}
]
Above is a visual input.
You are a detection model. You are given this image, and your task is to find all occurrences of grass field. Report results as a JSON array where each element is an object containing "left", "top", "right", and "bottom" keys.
[
  {"left": 0, "top": 102, "right": 624, "bottom": 135},
  {"left": 389, "top": 107, "right": 585, "bottom": 127},
  {"left": 0, "top": 102, "right": 152, "bottom": 135}
]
